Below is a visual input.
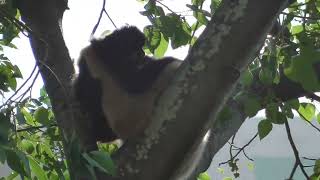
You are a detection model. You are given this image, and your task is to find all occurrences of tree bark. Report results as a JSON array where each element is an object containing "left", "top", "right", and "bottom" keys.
[
  {"left": 112, "top": 0, "right": 288, "bottom": 179},
  {"left": 17, "top": 0, "right": 98, "bottom": 179},
  {"left": 17, "top": 0, "right": 301, "bottom": 180}
]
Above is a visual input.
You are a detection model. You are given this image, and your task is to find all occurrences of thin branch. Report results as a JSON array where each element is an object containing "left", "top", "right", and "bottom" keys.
[
  {"left": 281, "top": 12, "right": 320, "bottom": 21},
  {"left": 0, "top": 65, "right": 38, "bottom": 109},
  {"left": 37, "top": 61, "right": 68, "bottom": 99},
  {"left": 156, "top": 0, "right": 176, "bottom": 15},
  {"left": 297, "top": 111, "right": 320, "bottom": 133},
  {"left": 15, "top": 71, "right": 40, "bottom": 102},
  {"left": 0, "top": 7, "right": 32, "bottom": 37},
  {"left": 17, "top": 124, "right": 57, "bottom": 132},
  {"left": 219, "top": 133, "right": 258, "bottom": 166},
  {"left": 288, "top": 2, "right": 309, "bottom": 8},
  {"left": 91, "top": 0, "right": 117, "bottom": 36},
  {"left": 284, "top": 120, "right": 310, "bottom": 179},
  {"left": 242, "top": 149, "right": 254, "bottom": 161},
  {"left": 306, "top": 93, "right": 320, "bottom": 103},
  {"left": 91, "top": 0, "right": 106, "bottom": 36},
  {"left": 103, "top": 9, "right": 117, "bottom": 29},
  {"left": 304, "top": 119, "right": 320, "bottom": 133},
  {"left": 188, "top": 1, "right": 204, "bottom": 52},
  {"left": 303, "top": 157, "right": 318, "bottom": 161},
  {"left": 288, "top": 161, "right": 299, "bottom": 180}
]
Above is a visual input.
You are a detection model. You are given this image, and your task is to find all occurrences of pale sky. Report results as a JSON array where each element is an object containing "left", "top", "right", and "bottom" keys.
[{"left": 3, "top": 0, "right": 191, "bottom": 98}]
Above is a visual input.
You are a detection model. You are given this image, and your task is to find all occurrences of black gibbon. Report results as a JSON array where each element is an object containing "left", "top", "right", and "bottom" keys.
[{"left": 73, "top": 26, "right": 181, "bottom": 141}]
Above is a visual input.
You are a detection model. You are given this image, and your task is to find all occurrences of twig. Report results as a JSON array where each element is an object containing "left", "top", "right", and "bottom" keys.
[
  {"left": 219, "top": 133, "right": 258, "bottom": 166},
  {"left": 281, "top": 12, "right": 320, "bottom": 21},
  {"left": 284, "top": 120, "right": 310, "bottom": 179},
  {"left": 16, "top": 71, "right": 40, "bottom": 102},
  {"left": 306, "top": 93, "right": 320, "bottom": 102},
  {"left": 303, "top": 157, "right": 318, "bottom": 161},
  {"left": 305, "top": 119, "right": 320, "bottom": 133},
  {"left": 297, "top": 111, "right": 320, "bottom": 133},
  {"left": 288, "top": 161, "right": 299, "bottom": 180},
  {"left": 0, "top": 65, "right": 37, "bottom": 109},
  {"left": 103, "top": 9, "right": 117, "bottom": 29},
  {"left": 188, "top": 1, "right": 205, "bottom": 52},
  {"left": 91, "top": 0, "right": 117, "bottom": 36},
  {"left": 17, "top": 124, "right": 57, "bottom": 132},
  {"left": 156, "top": 0, "right": 176, "bottom": 14},
  {"left": 0, "top": 7, "right": 32, "bottom": 37}
]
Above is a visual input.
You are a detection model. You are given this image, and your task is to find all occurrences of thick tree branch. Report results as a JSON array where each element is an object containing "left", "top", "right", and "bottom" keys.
[
  {"left": 16, "top": 0, "right": 99, "bottom": 179},
  {"left": 285, "top": 120, "right": 310, "bottom": 179},
  {"left": 111, "top": 0, "right": 288, "bottom": 179}
]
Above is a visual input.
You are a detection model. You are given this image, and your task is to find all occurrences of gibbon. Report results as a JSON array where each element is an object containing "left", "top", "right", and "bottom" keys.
[{"left": 73, "top": 26, "right": 181, "bottom": 141}]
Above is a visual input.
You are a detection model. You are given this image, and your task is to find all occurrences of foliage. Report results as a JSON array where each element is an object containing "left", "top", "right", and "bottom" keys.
[{"left": 0, "top": 0, "right": 319, "bottom": 179}]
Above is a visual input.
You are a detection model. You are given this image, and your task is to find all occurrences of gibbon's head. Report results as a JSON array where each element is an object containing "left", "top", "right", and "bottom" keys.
[{"left": 90, "top": 26, "right": 146, "bottom": 69}]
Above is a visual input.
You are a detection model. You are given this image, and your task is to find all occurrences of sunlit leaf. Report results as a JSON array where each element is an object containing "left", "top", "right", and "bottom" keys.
[
  {"left": 29, "top": 156, "right": 47, "bottom": 180},
  {"left": 298, "top": 103, "right": 315, "bottom": 122},
  {"left": 197, "top": 172, "right": 211, "bottom": 180}
]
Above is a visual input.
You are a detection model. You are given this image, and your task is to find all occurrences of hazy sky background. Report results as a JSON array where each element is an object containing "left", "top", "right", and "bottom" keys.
[{"left": 3, "top": 0, "right": 192, "bottom": 98}]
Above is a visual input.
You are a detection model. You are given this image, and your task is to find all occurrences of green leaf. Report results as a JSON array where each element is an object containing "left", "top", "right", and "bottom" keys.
[
  {"left": 34, "top": 107, "right": 50, "bottom": 125},
  {"left": 286, "top": 99, "right": 300, "bottom": 110},
  {"left": 171, "top": 21, "right": 192, "bottom": 49},
  {"left": 265, "top": 103, "right": 278, "bottom": 120},
  {"left": 317, "top": 113, "right": 320, "bottom": 124},
  {"left": 89, "top": 151, "right": 116, "bottom": 176},
  {"left": 240, "top": 69, "right": 253, "bottom": 87},
  {"left": 271, "top": 112, "right": 287, "bottom": 124},
  {"left": 222, "top": 177, "right": 233, "bottom": 180},
  {"left": 193, "top": 11, "right": 208, "bottom": 25},
  {"left": 244, "top": 96, "right": 262, "bottom": 117},
  {"left": 154, "top": 33, "right": 168, "bottom": 58},
  {"left": 7, "top": 77, "right": 17, "bottom": 91},
  {"left": 20, "top": 140, "right": 35, "bottom": 154},
  {"left": 20, "top": 107, "right": 35, "bottom": 125},
  {"left": 6, "top": 150, "right": 31, "bottom": 177},
  {"left": 314, "top": 159, "right": 320, "bottom": 174},
  {"left": 217, "top": 106, "right": 232, "bottom": 122},
  {"left": 144, "top": 26, "right": 161, "bottom": 53},
  {"left": 258, "top": 119, "right": 273, "bottom": 140},
  {"left": 28, "top": 156, "right": 47, "bottom": 180},
  {"left": 144, "top": 1, "right": 164, "bottom": 16},
  {"left": 247, "top": 162, "right": 254, "bottom": 171},
  {"left": 0, "top": 113, "right": 11, "bottom": 144},
  {"left": 0, "top": 148, "right": 6, "bottom": 163},
  {"left": 284, "top": 39, "right": 320, "bottom": 91},
  {"left": 259, "top": 68, "right": 274, "bottom": 85},
  {"left": 12, "top": 65, "right": 23, "bottom": 78},
  {"left": 210, "top": 0, "right": 221, "bottom": 13},
  {"left": 298, "top": 103, "right": 315, "bottom": 121},
  {"left": 6, "top": 171, "right": 19, "bottom": 180},
  {"left": 281, "top": 103, "right": 294, "bottom": 119},
  {"left": 197, "top": 172, "right": 211, "bottom": 180},
  {"left": 291, "top": 25, "right": 303, "bottom": 34},
  {"left": 192, "top": 0, "right": 205, "bottom": 6}
]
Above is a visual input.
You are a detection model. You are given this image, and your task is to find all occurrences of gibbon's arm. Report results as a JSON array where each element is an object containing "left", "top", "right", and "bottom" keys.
[
  {"left": 83, "top": 45, "right": 182, "bottom": 138},
  {"left": 73, "top": 48, "right": 118, "bottom": 142}
]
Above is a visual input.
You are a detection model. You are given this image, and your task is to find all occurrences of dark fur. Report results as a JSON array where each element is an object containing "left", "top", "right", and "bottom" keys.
[
  {"left": 74, "top": 26, "right": 179, "bottom": 141},
  {"left": 73, "top": 56, "right": 117, "bottom": 141}
]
